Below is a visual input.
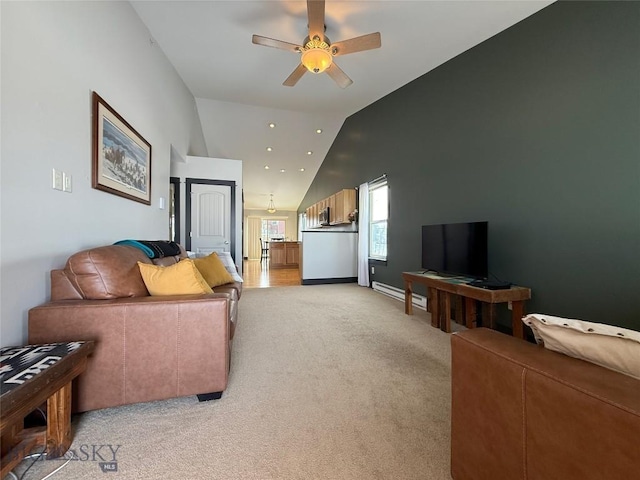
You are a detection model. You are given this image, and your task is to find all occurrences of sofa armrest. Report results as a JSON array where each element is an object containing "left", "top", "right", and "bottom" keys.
[
  {"left": 451, "top": 328, "right": 640, "bottom": 480},
  {"left": 28, "top": 295, "right": 232, "bottom": 412}
]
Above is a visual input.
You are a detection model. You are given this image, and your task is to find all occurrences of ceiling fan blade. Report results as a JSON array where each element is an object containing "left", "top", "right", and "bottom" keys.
[
  {"left": 330, "top": 32, "right": 381, "bottom": 56},
  {"left": 325, "top": 63, "right": 353, "bottom": 89},
  {"left": 252, "top": 35, "right": 302, "bottom": 53},
  {"left": 283, "top": 64, "right": 307, "bottom": 87},
  {"left": 307, "top": 0, "right": 326, "bottom": 40}
]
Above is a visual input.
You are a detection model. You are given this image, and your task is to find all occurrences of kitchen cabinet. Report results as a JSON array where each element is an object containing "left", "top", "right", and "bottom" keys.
[
  {"left": 331, "top": 189, "right": 356, "bottom": 224},
  {"left": 328, "top": 194, "right": 336, "bottom": 218},
  {"left": 286, "top": 243, "right": 300, "bottom": 265},
  {"left": 310, "top": 204, "right": 318, "bottom": 228},
  {"left": 269, "top": 241, "right": 300, "bottom": 269},
  {"left": 305, "top": 188, "right": 356, "bottom": 228}
]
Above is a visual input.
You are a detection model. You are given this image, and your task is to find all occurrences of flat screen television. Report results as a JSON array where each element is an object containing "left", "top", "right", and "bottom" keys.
[{"left": 421, "top": 221, "right": 488, "bottom": 279}]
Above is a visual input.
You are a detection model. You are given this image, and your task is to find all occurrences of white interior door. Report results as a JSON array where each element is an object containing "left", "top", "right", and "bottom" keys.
[{"left": 190, "top": 183, "right": 231, "bottom": 256}]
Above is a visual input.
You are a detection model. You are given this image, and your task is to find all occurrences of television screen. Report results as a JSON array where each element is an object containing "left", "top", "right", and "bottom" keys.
[{"left": 421, "top": 221, "right": 488, "bottom": 279}]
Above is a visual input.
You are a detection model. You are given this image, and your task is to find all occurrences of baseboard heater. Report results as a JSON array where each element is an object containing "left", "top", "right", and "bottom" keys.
[{"left": 372, "top": 281, "right": 427, "bottom": 310}]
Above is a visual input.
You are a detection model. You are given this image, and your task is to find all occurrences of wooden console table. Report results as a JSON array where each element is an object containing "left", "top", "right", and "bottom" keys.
[
  {"left": 402, "top": 272, "right": 531, "bottom": 338},
  {"left": 0, "top": 341, "right": 94, "bottom": 478}
]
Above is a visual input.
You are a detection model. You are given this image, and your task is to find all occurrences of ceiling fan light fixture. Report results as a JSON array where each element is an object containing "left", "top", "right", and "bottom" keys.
[
  {"left": 253, "top": 1, "right": 381, "bottom": 88},
  {"left": 267, "top": 194, "right": 276, "bottom": 214},
  {"left": 301, "top": 38, "right": 332, "bottom": 74}
]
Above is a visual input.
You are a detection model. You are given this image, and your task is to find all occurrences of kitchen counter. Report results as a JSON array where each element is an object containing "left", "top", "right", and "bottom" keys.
[
  {"left": 268, "top": 241, "right": 300, "bottom": 269},
  {"left": 300, "top": 231, "right": 358, "bottom": 284}
]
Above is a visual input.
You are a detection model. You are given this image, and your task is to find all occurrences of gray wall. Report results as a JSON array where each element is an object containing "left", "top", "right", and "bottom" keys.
[
  {"left": 1, "top": 1, "right": 208, "bottom": 346},
  {"left": 300, "top": 1, "right": 640, "bottom": 331}
]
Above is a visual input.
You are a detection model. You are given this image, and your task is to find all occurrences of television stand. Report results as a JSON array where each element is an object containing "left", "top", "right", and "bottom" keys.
[
  {"left": 402, "top": 271, "right": 531, "bottom": 338},
  {"left": 467, "top": 279, "right": 512, "bottom": 290}
]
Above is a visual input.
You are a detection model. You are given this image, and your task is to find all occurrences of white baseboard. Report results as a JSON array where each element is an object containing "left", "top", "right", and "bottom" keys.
[{"left": 372, "top": 281, "right": 427, "bottom": 310}]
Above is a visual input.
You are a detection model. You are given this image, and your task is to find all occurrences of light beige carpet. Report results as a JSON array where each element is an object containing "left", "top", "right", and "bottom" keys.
[{"left": 18, "top": 284, "right": 457, "bottom": 480}]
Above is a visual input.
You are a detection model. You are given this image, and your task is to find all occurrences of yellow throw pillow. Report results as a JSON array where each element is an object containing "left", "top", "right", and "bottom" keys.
[
  {"left": 137, "top": 259, "right": 213, "bottom": 296},
  {"left": 193, "top": 252, "right": 235, "bottom": 287}
]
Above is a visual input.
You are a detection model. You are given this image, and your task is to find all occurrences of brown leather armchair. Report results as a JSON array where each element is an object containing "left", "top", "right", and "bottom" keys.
[{"left": 28, "top": 244, "right": 242, "bottom": 412}]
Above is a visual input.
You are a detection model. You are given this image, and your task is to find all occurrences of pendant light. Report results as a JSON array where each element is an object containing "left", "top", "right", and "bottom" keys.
[{"left": 267, "top": 194, "right": 277, "bottom": 214}]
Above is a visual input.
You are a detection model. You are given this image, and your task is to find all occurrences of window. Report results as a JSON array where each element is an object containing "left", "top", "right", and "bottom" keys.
[
  {"left": 369, "top": 181, "right": 388, "bottom": 260},
  {"left": 262, "top": 219, "right": 286, "bottom": 241}
]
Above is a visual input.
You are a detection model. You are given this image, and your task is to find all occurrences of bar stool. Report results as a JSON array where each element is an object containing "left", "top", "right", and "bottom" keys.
[{"left": 259, "top": 238, "right": 269, "bottom": 261}]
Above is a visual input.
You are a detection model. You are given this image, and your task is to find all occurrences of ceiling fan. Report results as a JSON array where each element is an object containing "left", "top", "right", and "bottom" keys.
[{"left": 252, "top": 0, "right": 381, "bottom": 88}]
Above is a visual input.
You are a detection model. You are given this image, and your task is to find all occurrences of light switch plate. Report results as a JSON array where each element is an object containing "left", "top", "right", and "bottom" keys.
[
  {"left": 63, "top": 172, "right": 72, "bottom": 192},
  {"left": 52, "top": 169, "right": 63, "bottom": 190}
]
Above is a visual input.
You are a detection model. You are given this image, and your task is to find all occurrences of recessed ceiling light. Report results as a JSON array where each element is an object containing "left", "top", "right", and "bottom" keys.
[
  {"left": 316, "top": 129, "right": 322, "bottom": 134},
  {"left": 269, "top": 123, "right": 276, "bottom": 128},
  {"left": 307, "top": 151, "right": 313, "bottom": 155},
  {"left": 266, "top": 147, "right": 273, "bottom": 152},
  {"left": 299, "top": 168, "right": 305, "bottom": 172},
  {"left": 280, "top": 169, "right": 285, "bottom": 173},
  {"left": 264, "top": 165, "right": 270, "bottom": 170}
]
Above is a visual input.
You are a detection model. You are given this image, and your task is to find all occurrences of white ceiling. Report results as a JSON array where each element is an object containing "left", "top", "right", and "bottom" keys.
[{"left": 131, "top": 0, "right": 553, "bottom": 211}]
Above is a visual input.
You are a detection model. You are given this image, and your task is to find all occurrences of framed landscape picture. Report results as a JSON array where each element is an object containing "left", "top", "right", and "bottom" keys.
[{"left": 92, "top": 92, "right": 151, "bottom": 205}]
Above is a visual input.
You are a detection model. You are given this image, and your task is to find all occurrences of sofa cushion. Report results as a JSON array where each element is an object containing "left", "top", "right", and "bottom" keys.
[
  {"left": 137, "top": 259, "right": 213, "bottom": 296},
  {"left": 523, "top": 314, "right": 640, "bottom": 380},
  {"left": 65, "top": 245, "right": 151, "bottom": 299},
  {"left": 194, "top": 252, "right": 235, "bottom": 287}
]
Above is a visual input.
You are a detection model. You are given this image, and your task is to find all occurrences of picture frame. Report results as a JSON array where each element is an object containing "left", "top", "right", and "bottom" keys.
[{"left": 92, "top": 92, "right": 151, "bottom": 205}]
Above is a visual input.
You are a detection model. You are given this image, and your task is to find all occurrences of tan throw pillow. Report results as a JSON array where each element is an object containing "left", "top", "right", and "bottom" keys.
[
  {"left": 137, "top": 259, "right": 213, "bottom": 296},
  {"left": 193, "top": 252, "right": 235, "bottom": 287},
  {"left": 523, "top": 314, "right": 640, "bottom": 380}
]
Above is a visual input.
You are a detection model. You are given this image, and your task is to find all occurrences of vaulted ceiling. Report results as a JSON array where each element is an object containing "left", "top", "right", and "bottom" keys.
[{"left": 132, "top": 1, "right": 552, "bottom": 210}]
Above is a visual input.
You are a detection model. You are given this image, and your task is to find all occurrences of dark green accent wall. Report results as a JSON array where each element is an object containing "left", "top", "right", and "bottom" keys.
[{"left": 299, "top": 1, "right": 640, "bottom": 331}]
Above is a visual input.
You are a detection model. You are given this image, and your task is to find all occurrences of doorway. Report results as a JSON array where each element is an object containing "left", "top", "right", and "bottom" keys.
[
  {"left": 169, "top": 177, "right": 180, "bottom": 243},
  {"left": 185, "top": 178, "right": 236, "bottom": 257}
]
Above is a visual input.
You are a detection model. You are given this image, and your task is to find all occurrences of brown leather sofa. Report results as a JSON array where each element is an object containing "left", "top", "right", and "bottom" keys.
[
  {"left": 451, "top": 328, "right": 640, "bottom": 480},
  {"left": 28, "top": 244, "right": 242, "bottom": 412}
]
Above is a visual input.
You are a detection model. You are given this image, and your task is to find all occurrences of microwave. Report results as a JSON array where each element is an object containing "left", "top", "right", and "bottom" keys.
[{"left": 319, "top": 207, "right": 330, "bottom": 226}]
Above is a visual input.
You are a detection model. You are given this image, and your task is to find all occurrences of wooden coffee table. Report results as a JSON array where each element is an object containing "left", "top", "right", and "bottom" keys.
[{"left": 0, "top": 341, "right": 94, "bottom": 478}]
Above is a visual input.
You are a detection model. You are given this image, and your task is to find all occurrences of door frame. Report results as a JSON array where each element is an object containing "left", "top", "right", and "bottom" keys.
[
  {"left": 185, "top": 178, "right": 236, "bottom": 254},
  {"left": 169, "top": 177, "right": 181, "bottom": 244}
]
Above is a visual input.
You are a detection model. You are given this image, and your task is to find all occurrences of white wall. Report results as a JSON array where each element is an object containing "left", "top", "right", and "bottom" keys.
[
  {"left": 300, "top": 232, "right": 358, "bottom": 281},
  {"left": 170, "top": 156, "right": 243, "bottom": 273},
  {"left": 0, "top": 1, "right": 208, "bottom": 346}
]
